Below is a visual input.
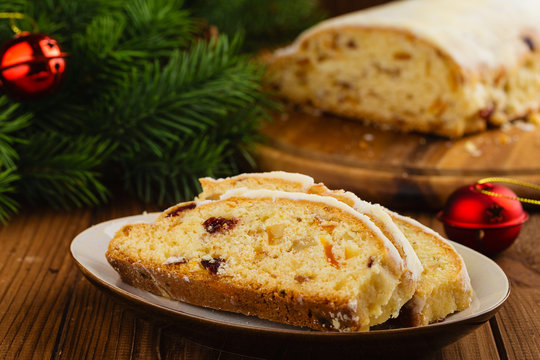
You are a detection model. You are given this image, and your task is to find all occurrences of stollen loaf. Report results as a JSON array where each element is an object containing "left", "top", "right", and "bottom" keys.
[{"left": 266, "top": 0, "right": 540, "bottom": 137}]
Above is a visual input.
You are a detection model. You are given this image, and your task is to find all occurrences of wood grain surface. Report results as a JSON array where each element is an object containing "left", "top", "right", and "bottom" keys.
[
  {"left": 0, "top": 196, "right": 538, "bottom": 359},
  {"left": 256, "top": 109, "right": 540, "bottom": 209}
]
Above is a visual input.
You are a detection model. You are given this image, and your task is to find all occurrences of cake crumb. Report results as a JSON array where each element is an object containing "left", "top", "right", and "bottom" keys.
[
  {"left": 497, "top": 134, "right": 510, "bottom": 145},
  {"left": 465, "top": 141, "right": 482, "bottom": 157},
  {"left": 500, "top": 122, "right": 512, "bottom": 132},
  {"left": 348, "top": 299, "right": 358, "bottom": 311},
  {"left": 363, "top": 133, "right": 374, "bottom": 142},
  {"left": 514, "top": 120, "right": 536, "bottom": 132},
  {"left": 358, "top": 140, "right": 369, "bottom": 150},
  {"left": 527, "top": 113, "right": 540, "bottom": 125},
  {"left": 163, "top": 256, "right": 187, "bottom": 265}
]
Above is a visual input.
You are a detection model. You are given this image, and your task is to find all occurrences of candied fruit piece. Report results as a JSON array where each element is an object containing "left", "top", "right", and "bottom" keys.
[
  {"left": 200, "top": 257, "right": 225, "bottom": 274},
  {"left": 320, "top": 236, "right": 339, "bottom": 268}
]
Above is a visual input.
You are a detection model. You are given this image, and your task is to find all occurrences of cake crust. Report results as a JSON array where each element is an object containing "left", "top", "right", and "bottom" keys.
[{"left": 108, "top": 253, "right": 362, "bottom": 331}]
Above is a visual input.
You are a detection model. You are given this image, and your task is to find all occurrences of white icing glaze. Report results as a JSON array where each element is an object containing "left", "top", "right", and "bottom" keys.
[
  {"left": 275, "top": 0, "right": 540, "bottom": 74},
  {"left": 202, "top": 171, "right": 315, "bottom": 192},
  {"left": 338, "top": 192, "right": 424, "bottom": 281},
  {"left": 219, "top": 188, "right": 404, "bottom": 268}
]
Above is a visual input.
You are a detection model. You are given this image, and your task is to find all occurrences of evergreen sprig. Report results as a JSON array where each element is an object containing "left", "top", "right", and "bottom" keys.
[
  {"left": 109, "top": 35, "right": 270, "bottom": 205},
  {"left": 188, "top": 0, "right": 326, "bottom": 51},
  {"left": 0, "top": 168, "right": 19, "bottom": 223},
  {"left": 16, "top": 133, "right": 114, "bottom": 209},
  {"left": 0, "top": 0, "right": 323, "bottom": 223},
  {"left": 0, "top": 96, "right": 31, "bottom": 169}
]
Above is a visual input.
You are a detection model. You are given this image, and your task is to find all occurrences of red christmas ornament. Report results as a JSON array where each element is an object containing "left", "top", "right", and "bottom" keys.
[
  {"left": 437, "top": 183, "right": 529, "bottom": 255},
  {"left": 0, "top": 32, "right": 67, "bottom": 100}
]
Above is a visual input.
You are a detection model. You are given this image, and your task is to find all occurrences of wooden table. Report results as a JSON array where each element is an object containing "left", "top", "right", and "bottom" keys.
[{"left": 1, "top": 196, "right": 539, "bottom": 359}]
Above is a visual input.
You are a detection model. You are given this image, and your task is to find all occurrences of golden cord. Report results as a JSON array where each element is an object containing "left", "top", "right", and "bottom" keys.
[
  {"left": 0, "top": 12, "right": 38, "bottom": 34},
  {"left": 477, "top": 177, "right": 540, "bottom": 205}
]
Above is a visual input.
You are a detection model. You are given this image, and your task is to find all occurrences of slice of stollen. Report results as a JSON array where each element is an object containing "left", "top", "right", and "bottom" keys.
[
  {"left": 196, "top": 172, "right": 422, "bottom": 326},
  {"left": 385, "top": 210, "right": 473, "bottom": 326},
  {"left": 107, "top": 189, "right": 405, "bottom": 331}
]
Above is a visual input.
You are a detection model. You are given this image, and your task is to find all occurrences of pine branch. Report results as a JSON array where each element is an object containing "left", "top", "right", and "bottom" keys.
[
  {"left": 16, "top": 0, "right": 196, "bottom": 134},
  {"left": 0, "top": 96, "right": 31, "bottom": 169},
  {"left": 109, "top": 35, "right": 273, "bottom": 204},
  {"left": 121, "top": 0, "right": 193, "bottom": 55},
  {"left": 0, "top": 168, "right": 19, "bottom": 224},
  {"left": 70, "top": 0, "right": 194, "bottom": 65},
  {"left": 188, "top": 0, "right": 326, "bottom": 51},
  {"left": 0, "top": 0, "right": 298, "bottom": 221},
  {"left": 119, "top": 134, "right": 232, "bottom": 205},
  {"left": 17, "top": 133, "right": 114, "bottom": 209},
  {"left": 100, "top": 35, "right": 266, "bottom": 156}
]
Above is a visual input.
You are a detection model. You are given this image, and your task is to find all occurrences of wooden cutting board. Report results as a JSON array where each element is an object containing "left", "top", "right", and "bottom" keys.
[{"left": 256, "top": 109, "right": 540, "bottom": 209}]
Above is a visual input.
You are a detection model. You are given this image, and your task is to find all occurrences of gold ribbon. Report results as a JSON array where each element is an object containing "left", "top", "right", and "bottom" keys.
[
  {"left": 477, "top": 177, "right": 540, "bottom": 205},
  {"left": 0, "top": 12, "right": 38, "bottom": 34}
]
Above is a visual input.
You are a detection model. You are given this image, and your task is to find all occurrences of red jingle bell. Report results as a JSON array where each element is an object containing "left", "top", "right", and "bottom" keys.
[
  {"left": 0, "top": 32, "right": 67, "bottom": 100},
  {"left": 437, "top": 183, "right": 529, "bottom": 255}
]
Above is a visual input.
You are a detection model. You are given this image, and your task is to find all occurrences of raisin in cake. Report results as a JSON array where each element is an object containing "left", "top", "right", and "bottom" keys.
[
  {"left": 265, "top": 0, "right": 540, "bottom": 137},
  {"left": 198, "top": 171, "right": 472, "bottom": 326},
  {"left": 107, "top": 189, "right": 405, "bottom": 331}
]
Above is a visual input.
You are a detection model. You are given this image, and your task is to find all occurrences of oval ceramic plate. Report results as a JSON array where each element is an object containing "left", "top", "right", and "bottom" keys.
[{"left": 71, "top": 213, "right": 510, "bottom": 358}]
